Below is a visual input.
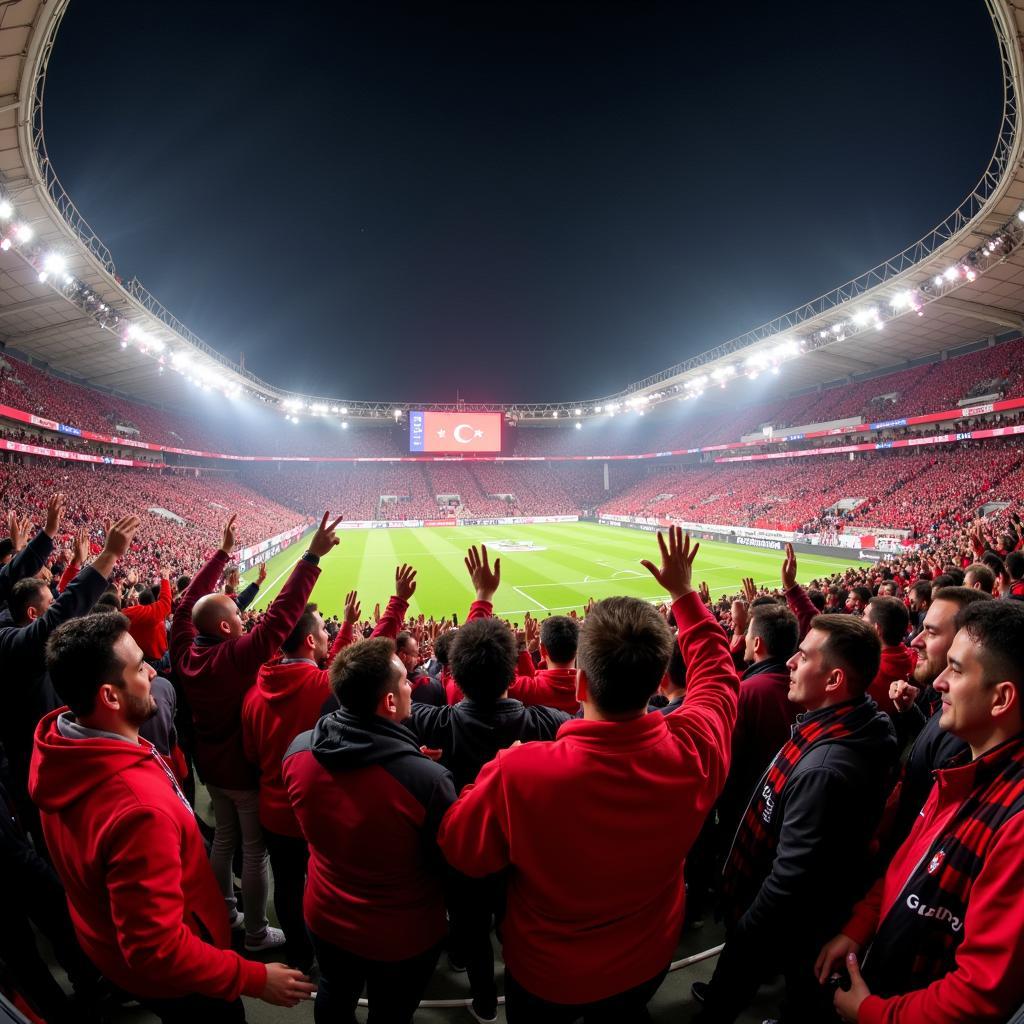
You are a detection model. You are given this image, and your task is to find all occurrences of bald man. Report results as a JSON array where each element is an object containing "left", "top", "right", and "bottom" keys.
[{"left": 170, "top": 512, "right": 341, "bottom": 951}]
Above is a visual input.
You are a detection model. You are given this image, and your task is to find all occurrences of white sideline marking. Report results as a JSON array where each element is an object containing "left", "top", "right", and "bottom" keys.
[{"left": 513, "top": 585, "right": 549, "bottom": 611}]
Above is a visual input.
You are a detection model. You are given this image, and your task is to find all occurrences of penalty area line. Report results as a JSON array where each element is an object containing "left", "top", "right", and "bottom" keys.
[{"left": 512, "top": 586, "right": 549, "bottom": 612}]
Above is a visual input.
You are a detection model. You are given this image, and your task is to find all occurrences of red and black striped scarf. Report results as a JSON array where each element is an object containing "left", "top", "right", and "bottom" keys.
[
  {"left": 722, "top": 699, "right": 863, "bottom": 921},
  {"left": 867, "top": 734, "right": 1024, "bottom": 994}
]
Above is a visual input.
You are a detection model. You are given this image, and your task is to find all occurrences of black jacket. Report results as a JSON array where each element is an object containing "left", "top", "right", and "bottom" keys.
[
  {"left": 406, "top": 697, "right": 570, "bottom": 791},
  {"left": 0, "top": 530, "right": 52, "bottom": 608},
  {"left": 729, "top": 696, "right": 898, "bottom": 955},
  {"left": 879, "top": 703, "right": 967, "bottom": 865},
  {"left": 0, "top": 564, "right": 109, "bottom": 790}
]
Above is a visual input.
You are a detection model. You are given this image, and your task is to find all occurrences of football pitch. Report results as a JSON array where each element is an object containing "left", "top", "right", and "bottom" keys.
[{"left": 243, "top": 521, "right": 859, "bottom": 622}]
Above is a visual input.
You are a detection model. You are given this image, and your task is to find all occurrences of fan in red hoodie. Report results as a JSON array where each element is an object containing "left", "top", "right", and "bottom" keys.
[
  {"left": 507, "top": 614, "right": 581, "bottom": 714},
  {"left": 864, "top": 596, "right": 918, "bottom": 709},
  {"left": 29, "top": 612, "right": 314, "bottom": 1023},
  {"left": 438, "top": 528, "right": 740, "bottom": 1019}
]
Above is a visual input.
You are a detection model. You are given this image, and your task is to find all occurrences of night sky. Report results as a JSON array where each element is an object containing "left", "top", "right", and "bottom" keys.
[{"left": 43, "top": 1, "right": 1003, "bottom": 404}]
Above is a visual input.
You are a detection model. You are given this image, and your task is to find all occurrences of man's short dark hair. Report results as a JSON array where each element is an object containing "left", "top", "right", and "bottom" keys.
[
  {"left": 94, "top": 592, "right": 121, "bottom": 613},
  {"left": 981, "top": 551, "right": 1006, "bottom": 580},
  {"left": 911, "top": 580, "right": 932, "bottom": 606},
  {"left": 9, "top": 578, "right": 48, "bottom": 623},
  {"left": 176, "top": 575, "right": 191, "bottom": 594},
  {"left": 806, "top": 588, "right": 826, "bottom": 612},
  {"left": 748, "top": 605, "right": 798, "bottom": 660},
  {"left": 964, "top": 563, "right": 996, "bottom": 594},
  {"left": 867, "top": 596, "right": 910, "bottom": 646},
  {"left": 750, "top": 595, "right": 779, "bottom": 609},
  {"left": 432, "top": 630, "right": 456, "bottom": 668},
  {"left": 666, "top": 643, "right": 687, "bottom": 693},
  {"left": 283, "top": 603, "right": 320, "bottom": 654},
  {"left": 46, "top": 612, "right": 130, "bottom": 717},
  {"left": 395, "top": 631, "right": 417, "bottom": 656},
  {"left": 932, "top": 586, "right": 993, "bottom": 613},
  {"left": 540, "top": 615, "right": 579, "bottom": 664},
  {"left": 931, "top": 574, "right": 956, "bottom": 591},
  {"left": 449, "top": 618, "right": 517, "bottom": 703},
  {"left": 329, "top": 637, "right": 398, "bottom": 716},
  {"left": 1006, "top": 551, "right": 1024, "bottom": 582},
  {"left": 851, "top": 585, "right": 872, "bottom": 607},
  {"left": 0, "top": 538, "right": 13, "bottom": 562},
  {"left": 809, "top": 614, "right": 881, "bottom": 696},
  {"left": 577, "top": 597, "right": 674, "bottom": 714},
  {"left": 955, "top": 601, "right": 1024, "bottom": 700}
]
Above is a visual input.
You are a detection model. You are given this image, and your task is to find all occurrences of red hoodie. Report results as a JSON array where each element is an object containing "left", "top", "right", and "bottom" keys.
[
  {"left": 170, "top": 549, "right": 320, "bottom": 789},
  {"left": 438, "top": 591, "right": 740, "bottom": 1004},
  {"left": 28, "top": 708, "right": 266, "bottom": 1002},
  {"left": 866, "top": 645, "right": 918, "bottom": 708},
  {"left": 508, "top": 668, "right": 580, "bottom": 714},
  {"left": 241, "top": 627, "right": 351, "bottom": 837}
]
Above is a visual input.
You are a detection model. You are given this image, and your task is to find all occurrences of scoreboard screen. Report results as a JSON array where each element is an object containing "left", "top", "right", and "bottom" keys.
[{"left": 409, "top": 411, "right": 502, "bottom": 454}]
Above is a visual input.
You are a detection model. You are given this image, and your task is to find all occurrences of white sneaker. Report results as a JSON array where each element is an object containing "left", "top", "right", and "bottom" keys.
[{"left": 244, "top": 926, "right": 287, "bottom": 951}]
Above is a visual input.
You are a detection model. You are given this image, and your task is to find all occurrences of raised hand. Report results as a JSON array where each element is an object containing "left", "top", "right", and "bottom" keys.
[
  {"left": 92, "top": 515, "right": 141, "bottom": 580},
  {"left": 525, "top": 613, "right": 540, "bottom": 652},
  {"left": 309, "top": 511, "right": 343, "bottom": 558},
  {"left": 640, "top": 525, "right": 699, "bottom": 602},
  {"left": 395, "top": 563, "right": 417, "bottom": 601},
  {"left": 782, "top": 543, "right": 798, "bottom": 590},
  {"left": 374, "top": 601, "right": 381, "bottom": 624},
  {"left": 73, "top": 526, "right": 91, "bottom": 565},
  {"left": 698, "top": 581, "right": 711, "bottom": 605},
  {"left": 343, "top": 589, "right": 361, "bottom": 625},
  {"left": 465, "top": 545, "right": 501, "bottom": 602},
  {"left": 742, "top": 576, "right": 757, "bottom": 604},
  {"left": 257, "top": 562, "right": 267, "bottom": 585},
  {"left": 44, "top": 493, "right": 66, "bottom": 538},
  {"left": 8, "top": 511, "right": 31, "bottom": 552},
  {"left": 220, "top": 514, "right": 237, "bottom": 556}
]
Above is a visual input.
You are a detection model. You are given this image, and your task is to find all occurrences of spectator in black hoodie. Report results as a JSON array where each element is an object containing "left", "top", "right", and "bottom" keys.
[{"left": 282, "top": 636, "right": 457, "bottom": 1024}]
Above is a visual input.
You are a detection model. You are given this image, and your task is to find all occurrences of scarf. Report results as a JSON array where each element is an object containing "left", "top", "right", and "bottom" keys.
[
  {"left": 866, "top": 734, "right": 1024, "bottom": 995},
  {"left": 722, "top": 698, "right": 863, "bottom": 921}
]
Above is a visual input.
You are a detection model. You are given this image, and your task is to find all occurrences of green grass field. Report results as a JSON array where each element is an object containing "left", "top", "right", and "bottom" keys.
[{"left": 243, "top": 521, "right": 858, "bottom": 622}]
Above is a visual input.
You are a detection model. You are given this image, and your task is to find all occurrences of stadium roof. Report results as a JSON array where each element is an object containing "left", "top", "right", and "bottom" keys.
[{"left": 0, "top": 0, "right": 1023, "bottom": 421}]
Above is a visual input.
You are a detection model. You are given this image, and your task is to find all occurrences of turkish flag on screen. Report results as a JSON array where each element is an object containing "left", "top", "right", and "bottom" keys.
[{"left": 410, "top": 411, "right": 502, "bottom": 453}]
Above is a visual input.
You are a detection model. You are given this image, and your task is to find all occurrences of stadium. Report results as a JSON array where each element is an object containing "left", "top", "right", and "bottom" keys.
[{"left": 2, "top": 1, "right": 1024, "bottom": 1023}]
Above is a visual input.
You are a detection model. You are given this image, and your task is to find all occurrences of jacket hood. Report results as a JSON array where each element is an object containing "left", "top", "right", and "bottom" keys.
[
  {"left": 28, "top": 707, "right": 154, "bottom": 814},
  {"left": 309, "top": 709, "right": 422, "bottom": 772},
  {"left": 879, "top": 645, "right": 916, "bottom": 672},
  {"left": 535, "top": 668, "right": 578, "bottom": 692},
  {"left": 256, "top": 657, "right": 322, "bottom": 701}
]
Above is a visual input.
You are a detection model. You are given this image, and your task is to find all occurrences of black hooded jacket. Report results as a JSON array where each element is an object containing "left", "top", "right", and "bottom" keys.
[{"left": 406, "top": 697, "right": 570, "bottom": 791}]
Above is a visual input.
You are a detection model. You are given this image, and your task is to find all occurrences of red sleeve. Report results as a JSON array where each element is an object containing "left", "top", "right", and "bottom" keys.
[
  {"left": 326, "top": 621, "right": 354, "bottom": 667},
  {"left": 370, "top": 595, "right": 409, "bottom": 639},
  {"left": 515, "top": 649, "right": 536, "bottom": 677},
  {"left": 663, "top": 591, "right": 740, "bottom": 799},
  {"left": 123, "top": 579, "right": 173, "bottom": 627},
  {"left": 104, "top": 806, "right": 267, "bottom": 1000},
  {"left": 467, "top": 599, "right": 492, "bottom": 621},
  {"left": 858, "top": 813, "right": 1024, "bottom": 1024},
  {"left": 784, "top": 583, "right": 817, "bottom": 640},
  {"left": 170, "top": 550, "right": 228, "bottom": 670},
  {"left": 437, "top": 749, "right": 512, "bottom": 877},
  {"left": 230, "top": 559, "right": 320, "bottom": 678},
  {"left": 57, "top": 561, "right": 80, "bottom": 594}
]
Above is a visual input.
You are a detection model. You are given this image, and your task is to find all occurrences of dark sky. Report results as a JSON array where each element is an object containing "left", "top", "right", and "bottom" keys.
[{"left": 43, "top": 1, "right": 1003, "bottom": 404}]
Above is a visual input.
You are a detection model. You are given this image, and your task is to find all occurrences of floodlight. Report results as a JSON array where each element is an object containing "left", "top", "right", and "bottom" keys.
[
  {"left": 341, "top": 421, "right": 348, "bottom": 429},
  {"left": 943, "top": 266, "right": 959, "bottom": 281},
  {"left": 890, "top": 291, "right": 914, "bottom": 309},
  {"left": 393, "top": 408, "right": 402, "bottom": 418},
  {"left": 574, "top": 408, "right": 582, "bottom": 416},
  {"left": 0, "top": 200, "right": 12, "bottom": 219},
  {"left": 1018, "top": 209, "right": 1024, "bottom": 222},
  {"left": 594, "top": 405, "right": 603, "bottom": 413},
  {"left": 14, "top": 224, "right": 32, "bottom": 243},
  {"left": 552, "top": 410, "right": 559, "bottom": 418},
  {"left": 933, "top": 275, "right": 943, "bottom": 287},
  {"left": 340, "top": 407, "right": 349, "bottom": 415},
  {"left": 0, "top": 239, "right": 10, "bottom": 252}
]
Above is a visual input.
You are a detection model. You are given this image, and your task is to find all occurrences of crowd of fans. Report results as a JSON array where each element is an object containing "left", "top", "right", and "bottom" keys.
[
  {"left": 4, "top": 336, "right": 1024, "bottom": 468},
  {"left": 3, "top": 467, "right": 1024, "bottom": 1024}
]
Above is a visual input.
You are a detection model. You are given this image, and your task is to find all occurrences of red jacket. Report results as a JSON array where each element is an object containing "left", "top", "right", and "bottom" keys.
[
  {"left": 125, "top": 580, "right": 173, "bottom": 661},
  {"left": 866, "top": 645, "right": 917, "bottom": 708},
  {"left": 843, "top": 746, "right": 1024, "bottom": 1023},
  {"left": 242, "top": 655, "right": 335, "bottom": 837},
  {"left": 508, "top": 668, "right": 580, "bottom": 714},
  {"left": 170, "top": 548, "right": 320, "bottom": 789},
  {"left": 28, "top": 708, "right": 266, "bottom": 1001},
  {"left": 437, "top": 591, "right": 740, "bottom": 1003}
]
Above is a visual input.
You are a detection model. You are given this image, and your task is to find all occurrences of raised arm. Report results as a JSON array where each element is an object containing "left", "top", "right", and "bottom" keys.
[
  {"left": 464, "top": 544, "right": 500, "bottom": 620},
  {"left": 370, "top": 565, "right": 416, "bottom": 638},
  {"left": 0, "top": 498, "right": 60, "bottom": 603},
  {"left": 781, "top": 543, "right": 816, "bottom": 639}
]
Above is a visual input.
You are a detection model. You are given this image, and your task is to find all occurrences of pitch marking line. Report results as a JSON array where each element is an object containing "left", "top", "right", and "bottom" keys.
[{"left": 512, "top": 586, "right": 549, "bottom": 611}]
